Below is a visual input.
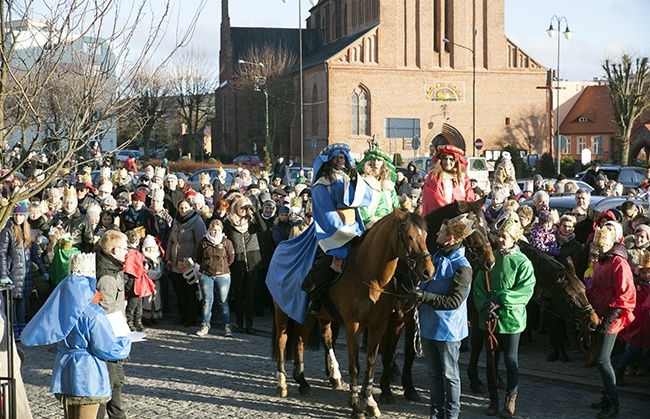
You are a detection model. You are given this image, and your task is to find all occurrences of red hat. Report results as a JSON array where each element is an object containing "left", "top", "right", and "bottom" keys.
[
  {"left": 184, "top": 190, "right": 197, "bottom": 199},
  {"left": 131, "top": 191, "right": 147, "bottom": 203},
  {"left": 432, "top": 144, "right": 468, "bottom": 165}
]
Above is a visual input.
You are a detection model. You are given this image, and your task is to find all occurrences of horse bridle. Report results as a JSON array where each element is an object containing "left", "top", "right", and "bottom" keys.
[
  {"left": 397, "top": 220, "right": 432, "bottom": 274},
  {"left": 556, "top": 279, "right": 595, "bottom": 327}
]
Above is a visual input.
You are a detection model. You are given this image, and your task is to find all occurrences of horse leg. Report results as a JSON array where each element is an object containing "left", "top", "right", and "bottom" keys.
[
  {"left": 293, "top": 316, "right": 314, "bottom": 396},
  {"left": 273, "top": 303, "right": 289, "bottom": 397},
  {"left": 321, "top": 320, "right": 344, "bottom": 389},
  {"left": 401, "top": 311, "right": 421, "bottom": 402},
  {"left": 346, "top": 322, "right": 365, "bottom": 419},
  {"left": 467, "top": 309, "right": 487, "bottom": 394},
  {"left": 362, "top": 323, "right": 386, "bottom": 418},
  {"left": 379, "top": 311, "right": 402, "bottom": 404}
]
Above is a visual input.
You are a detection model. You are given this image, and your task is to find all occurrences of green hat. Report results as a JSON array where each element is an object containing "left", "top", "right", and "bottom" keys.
[{"left": 355, "top": 147, "right": 396, "bottom": 182}]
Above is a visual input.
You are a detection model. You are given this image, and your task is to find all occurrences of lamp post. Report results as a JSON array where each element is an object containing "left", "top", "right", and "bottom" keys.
[
  {"left": 238, "top": 60, "right": 269, "bottom": 159},
  {"left": 283, "top": 0, "right": 317, "bottom": 170},
  {"left": 443, "top": 33, "right": 477, "bottom": 156},
  {"left": 546, "top": 16, "right": 572, "bottom": 176}
]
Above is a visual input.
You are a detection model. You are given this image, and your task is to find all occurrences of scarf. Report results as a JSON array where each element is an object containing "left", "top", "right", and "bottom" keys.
[
  {"left": 205, "top": 232, "right": 224, "bottom": 246},
  {"left": 556, "top": 230, "right": 575, "bottom": 245},
  {"left": 228, "top": 213, "right": 249, "bottom": 233},
  {"left": 176, "top": 209, "right": 197, "bottom": 224},
  {"left": 499, "top": 244, "right": 520, "bottom": 256}
]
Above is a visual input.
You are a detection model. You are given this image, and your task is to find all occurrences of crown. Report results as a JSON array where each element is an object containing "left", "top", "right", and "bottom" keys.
[
  {"left": 593, "top": 226, "right": 616, "bottom": 250},
  {"left": 100, "top": 167, "right": 111, "bottom": 179},
  {"left": 80, "top": 172, "right": 92, "bottom": 184},
  {"left": 154, "top": 167, "right": 166, "bottom": 179},
  {"left": 68, "top": 253, "right": 96, "bottom": 277},
  {"left": 494, "top": 210, "right": 523, "bottom": 241},
  {"left": 82, "top": 165, "right": 92, "bottom": 175},
  {"left": 446, "top": 213, "right": 475, "bottom": 240},
  {"left": 63, "top": 186, "right": 77, "bottom": 202},
  {"left": 199, "top": 172, "right": 211, "bottom": 185}
]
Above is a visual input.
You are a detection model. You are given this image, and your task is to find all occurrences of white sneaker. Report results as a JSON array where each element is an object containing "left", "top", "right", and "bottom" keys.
[
  {"left": 196, "top": 325, "right": 210, "bottom": 336},
  {"left": 224, "top": 324, "right": 233, "bottom": 338}
]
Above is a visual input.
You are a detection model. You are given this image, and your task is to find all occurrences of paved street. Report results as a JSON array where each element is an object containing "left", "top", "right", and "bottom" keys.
[{"left": 19, "top": 312, "right": 650, "bottom": 418}]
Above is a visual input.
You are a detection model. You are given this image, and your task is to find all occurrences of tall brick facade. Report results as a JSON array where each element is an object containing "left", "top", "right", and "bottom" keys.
[{"left": 216, "top": 0, "right": 549, "bottom": 165}]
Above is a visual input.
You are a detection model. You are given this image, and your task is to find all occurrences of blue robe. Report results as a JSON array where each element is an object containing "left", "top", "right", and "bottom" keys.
[{"left": 21, "top": 275, "right": 131, "bottom": 398}]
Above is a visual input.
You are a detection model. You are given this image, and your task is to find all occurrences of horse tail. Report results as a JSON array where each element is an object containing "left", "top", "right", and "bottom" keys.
[{"left": 305, "top": 320, "right": 321, "bottom": 351}]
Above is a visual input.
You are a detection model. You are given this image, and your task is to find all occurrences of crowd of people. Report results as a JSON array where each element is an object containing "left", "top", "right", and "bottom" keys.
[{"left": 1, "top": 142, "right": 649, "bottom": 419}]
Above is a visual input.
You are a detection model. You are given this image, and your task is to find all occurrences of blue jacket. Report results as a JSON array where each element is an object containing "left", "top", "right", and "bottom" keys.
[
  {"left": 22, "top": 275, "right": 131, "bottom": 397},
  {"left": 418, "top": 246, "right": 471, "bottom": 342},
  {"left": 0, "top": 221, "right": 46, "bottom": 299}
]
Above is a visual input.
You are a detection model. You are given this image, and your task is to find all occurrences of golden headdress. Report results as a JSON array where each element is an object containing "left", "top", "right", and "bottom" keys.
[
  {"left": 446, "top": 213, "right": 475, "bottom": 240},
  {"left": 593, "top": 226, "right": 616, "bottom": 251},
  {"left": 199, "top": 172, "right": 211, "bottom": 186},
  {"left": 63, "top": 186, "right": 78, "bottom": 202},
  {"left": 494, "top": 210, "right": 523, "bottom": 241}
]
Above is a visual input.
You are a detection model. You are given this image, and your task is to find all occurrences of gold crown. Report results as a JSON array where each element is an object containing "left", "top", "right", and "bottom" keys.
[
  {"left": 100, "top": 167, "right": 111, "bottom": 179},
  {"left": 80, "top": 173, "right": 92, "bottom": 184},
  {"left": 63, "top": 186, "right": 77, "bottom": 202},
  {"left": 68, "top": 253, "right": 96, "bottom": 277},
  {"left": 495, "top": 210, "right": 523, "bottom": 241},
  {"left": 154, "top": 167, "right": 166, "bottom": 179},
  {"left": 82, "top": 166, "right": 92, "bottom": 175},
  {"left": 593, "top": 226, "right": 616, "bottom": 250},
  {"left": 199, "top": 172, "right": 211, "bottom": 185},
  {"left": 446, "top": 213, "right": 475, "bottom": 240}
]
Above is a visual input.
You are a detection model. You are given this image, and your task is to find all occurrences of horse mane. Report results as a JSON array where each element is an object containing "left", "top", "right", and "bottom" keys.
[
  {"left": 518, "top": 240, "right": 579, "bottom": 285},
  {"left": 358, "top": 210, "right": 427, "bottom": 243}
]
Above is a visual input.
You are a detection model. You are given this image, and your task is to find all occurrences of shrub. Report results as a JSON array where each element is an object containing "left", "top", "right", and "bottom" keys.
[
  {"left": 561, "top": 156, "right": 576, "bottom": 177},
  {"left": 394, "top": 153, "right": 403, "bottom": 167},
  {"left": 165, "top": 148, "right": 180, "bottom": 161}
]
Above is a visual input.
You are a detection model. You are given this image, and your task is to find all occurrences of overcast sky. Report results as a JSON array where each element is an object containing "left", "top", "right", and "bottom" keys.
[{"left": 162, "top": 0, "right": 649, "bottom": 81}]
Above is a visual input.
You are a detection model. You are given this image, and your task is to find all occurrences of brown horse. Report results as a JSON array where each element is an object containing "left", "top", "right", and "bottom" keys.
[
  {"left": 378, "top": 199, "right": 496, "bottom": 403},
  {"left": 315, "top": 208, "right": 434, "bottom": 418}
]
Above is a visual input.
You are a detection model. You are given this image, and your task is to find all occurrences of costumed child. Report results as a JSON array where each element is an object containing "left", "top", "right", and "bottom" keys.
[
  {"left": 530, "top": 209, "right": 561, "bottom": 257},
  {"left": 141, "top": 235, "right": 164, "bottom": 324},
  {"left": 123, "top": 230, "right": 156, "bottom": 332},
  {"left": 48, "top": 234, "right": 81, "bottom": 288},
  {"left": 21, "top": 253, "right": 131, "bottom": 419}
]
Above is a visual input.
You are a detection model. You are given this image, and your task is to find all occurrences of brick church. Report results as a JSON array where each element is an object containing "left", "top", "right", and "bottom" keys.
[{"left": 214, "top": 0, "right": 549, "bottom": 164}]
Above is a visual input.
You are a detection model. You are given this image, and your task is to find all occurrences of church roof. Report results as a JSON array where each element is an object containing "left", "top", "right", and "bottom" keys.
[
  {"left": 230, "top": 27, "right": 324, "bottom": 71},
  {"left": 560, "top": 85, "right": 617, "bottom": 135},
  {"left": 299, "top": 25, "right": 377, "bottom": 71}
]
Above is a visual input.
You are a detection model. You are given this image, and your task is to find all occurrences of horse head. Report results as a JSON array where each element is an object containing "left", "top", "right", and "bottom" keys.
[
  {"left": 394, "top": 207, "right": 435, "bottom": 283},
  {"left": 456, "top": 199, "right": 495, "bottom": 272},
  {"left": 556, "top": 257, "right": 600, "bottom": 332}
]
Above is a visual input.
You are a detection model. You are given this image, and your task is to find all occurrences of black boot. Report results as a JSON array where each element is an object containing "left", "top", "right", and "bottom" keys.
[
  {"left": 486, "top": 390, "right": 499, "bottom": 416},
  {"left": 591, "top": 391, "right": 611, "bottom": 409},
  {"left": 597, "top": 397, "right": 619, "bottom": 419},
  {"left": 307, "top": 294, "right": 321, "bottom": 316}
]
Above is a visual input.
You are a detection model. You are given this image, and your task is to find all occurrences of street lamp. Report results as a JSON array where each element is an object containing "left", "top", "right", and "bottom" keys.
[
  {"left": 282, "top": 0, "right": 317, "bottom": 170},
  {"left": 443, "top": 32, "right": 477, "bottom": 157},
  {"left": 238, "top": 60, "right": 269, "bottom": 160},
  {"left": 546, "top": 15, "right": 572, "bottom": 175}
]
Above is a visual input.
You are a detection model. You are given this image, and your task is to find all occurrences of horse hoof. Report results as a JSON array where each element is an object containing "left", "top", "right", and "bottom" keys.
[
  {"left": 330, "top": 377, "right": 344, "bottom": 390},
  {"left": 299, "top": 385, "right": 312, "bottom": 397},
  {"left": 469, "top": 382, "right": 487, "bottom": 394},
  {"left": 403, "top": 389, "right": 420, "bottom": 402},
  {"left": 276, "top": 386, "right": 288, "bottom": 398},
  {"left": 379, "top": 392, "right": 395, "bottom": 404},
  {"left": 364, "top": 404, "right": 381, "bottom": 418}
]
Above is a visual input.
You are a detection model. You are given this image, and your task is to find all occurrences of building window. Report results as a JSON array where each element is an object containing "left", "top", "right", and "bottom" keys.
[
  {"left": 351, "top": 86, "right": 370, "bottom": 136},
  {"left": 577, "top": 136, "right": 586, "bottom": 152},
  {"left": 592, "top": 136, "right": 604, "bottom": 155},
  {"left": 562, "top": 137, "right": 572, "bottom": 155},
  {"left": 578, "top": 116, "right": 588, "bottom": 123},
  {"left": 505, "top": 117, "right": 510, "bottom": 125}
]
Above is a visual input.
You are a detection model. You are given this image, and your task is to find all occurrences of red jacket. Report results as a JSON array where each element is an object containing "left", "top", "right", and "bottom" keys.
[
  {"left": 619, "top": 280, "right": 650, "bottom": 348},
  {"left": 421, "top": 173, "right": 476, "bottom": 216},
  {"left": 587, "top": 244, "right": 636, "bottom": 334}
]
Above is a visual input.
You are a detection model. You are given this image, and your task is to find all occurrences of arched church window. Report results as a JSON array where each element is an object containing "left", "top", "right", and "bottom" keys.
[{"left": 351, "top": 86, "right": 370, "bottom": 136}]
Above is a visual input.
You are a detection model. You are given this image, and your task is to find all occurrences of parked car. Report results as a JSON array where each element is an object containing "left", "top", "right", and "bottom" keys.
[
  {"left": 115, "top": 150, "right": 141, "bottom": 162},
  {"left": 187, "top": 168, "right": 235, "bottom": 191},
  {"left": 232, "top": 155, "right": 266, "bottom": 169},
  {"left": 396, "top": 167, "right": 427, "bottom": 180},
  {"left": 407, "top": 156, "right": 490, "bottom": 191},
  {"left": 520, "top": 195, "right": 649, "bottom": 216},
  {"left": 517, "top": 178, "right": 594, "bottom": 193},
  {"left": 576, "top": 165, "right": 646, "bottom": 189}
]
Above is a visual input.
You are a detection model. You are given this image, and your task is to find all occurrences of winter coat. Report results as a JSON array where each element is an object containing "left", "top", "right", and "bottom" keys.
[
  {"left": 473, "top": 248, "right": 536, "bottom": 334},
  {"left": 166, "top": 210, "right": 206, "bottom": 274},
  {"left": 51, "top": 208, "right": 94, "bottom": 252},
  {"left": 619, "top": 277, "right": 650, "bottom": 348},
  {"left": 421, "top": 172, "right": 476, "bottom": 216},
  {"left": 0, "top": 222, "right": 46, "bottom": 299},
  {"left": 95, "top": 248, "right": 126, "bottom": 316},
  {"left": 195, "top": 236, "right": 235, "bottom": 276},
  {"left": 224, "top": 210, "right": 266, "bottom": 273},
  {"left": 258, "top": 214, "right": 277, "bottom": 268},
  {"left": 120, "top": 206, "right": 157, "bottom": 236},
  {"left": 587, "top": 243, "right": 636, "bottom": 334}
]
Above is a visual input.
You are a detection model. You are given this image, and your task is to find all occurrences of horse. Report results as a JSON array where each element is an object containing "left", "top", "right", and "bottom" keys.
[
  {"left": 465, "top": 238, "right": 601, "bottom": 393},
  {"left": 270, "top": 207, "right": 434, "bottom": 418},
  {"left": 378, "top": 199, "right": 496, "bottom": 404}
]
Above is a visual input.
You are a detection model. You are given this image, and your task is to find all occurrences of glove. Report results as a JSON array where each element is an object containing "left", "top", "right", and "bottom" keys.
[
  {"left": 595, "top": 308, "right": 623, "bottom": 334},
  {"left": 481, "top": 296, "right": 502, "bottom": 321},
  {"left": 408, "top": 288, "right": 424, "bottom": 304},
  {"left": 0, "top": 277, "right": 12, "bottom": 285}
]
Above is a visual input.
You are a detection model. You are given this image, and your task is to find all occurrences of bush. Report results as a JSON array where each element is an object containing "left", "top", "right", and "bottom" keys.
[
  {"left": 394, "top": 153, "right": 403, "bottom": 167},
  {"left": 539, "top": 153, "right": 556, "bottom": 177},
  {"left": 165, "top": 148, "right": 180, "bottom": 161},
  {"left": 561, "top": 156, "right": 576, "bottom": 177}
]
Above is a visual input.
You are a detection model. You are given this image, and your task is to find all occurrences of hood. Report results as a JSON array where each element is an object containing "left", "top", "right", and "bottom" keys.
[{"left": 593, "top": 210, "right": 616, "bottom": 230}]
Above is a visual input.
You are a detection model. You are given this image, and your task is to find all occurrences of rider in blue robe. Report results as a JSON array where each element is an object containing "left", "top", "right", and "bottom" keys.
[{"left": 266, "top": 143, "right": 372, "bottom": 323}]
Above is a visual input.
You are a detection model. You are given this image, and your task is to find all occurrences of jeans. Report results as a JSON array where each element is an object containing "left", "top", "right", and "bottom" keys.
[
  {"left": 595, "top": 332, "right": 618, "bottom": 400},
  {"left": 200, "top": 274, "right": 231, "bottom": 326},
  {"left": 485, "top": 332, "right": 521, "bottom": 394},
  {"left": 616, "top": 344, "right": 643, "bottom": 373},
  {"left": 422, "top": 338, "right": 461, "bottom": 419}
]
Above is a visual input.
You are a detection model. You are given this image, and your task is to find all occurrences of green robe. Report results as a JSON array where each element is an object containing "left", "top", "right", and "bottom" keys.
[
  {"left": 473, "top": 248, "right": 536, "bottom": 334},
  {"left": 48, "top": 245, "right": 81, "bottom": 287},
  {"left": 359, "top": 175, "right": 399, "bottom": 228}
]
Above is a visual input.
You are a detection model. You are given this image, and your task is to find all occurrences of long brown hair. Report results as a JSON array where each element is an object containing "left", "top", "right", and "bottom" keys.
[
  {"left": 432, "top": 154, "right": 467, "bottom": 185},
  {"left": 12, "top": 219, "right": 32, "bottom": 249}
]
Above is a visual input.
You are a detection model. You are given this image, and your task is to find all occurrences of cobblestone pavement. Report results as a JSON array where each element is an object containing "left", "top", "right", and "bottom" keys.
[{"left": 19, "top": 312, "right": 650, "bottom": 418}]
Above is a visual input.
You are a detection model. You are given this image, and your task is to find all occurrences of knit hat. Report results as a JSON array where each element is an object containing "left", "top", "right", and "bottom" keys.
[
  {"left": 278, "top": 206, "right": 290, "bottom": 215},
  {"left": 635, "top": 224, "right": 650, "bottom": 239},
  {"left": 184, "top": 190, "right": 197, "bottom": 199},
  {"left": 193, "top": 193, "right": 205, "bottom": 206},
  {"left": 101, "top": 196, "right": 117, "bottom": 207},
  {"left": 176, "top": 173, "right": 188, "bottom": 182},
  {"left": 131, "top": 191, "right": 147, "bottom": 203},
  {"left": 12, "top": 203, "right": 28, "bottom": 215},
  {"left": 98, "top": 183, "right": 113, "bottom": 193},
  {"left": 165, "top": 174, "right": 178, "bottom": 182},
  {"left": 262, "top": 199, "right": 276, "bottom": 209},
  {"left": 142, "top": 235, "right": 157, "bottom": 250}
]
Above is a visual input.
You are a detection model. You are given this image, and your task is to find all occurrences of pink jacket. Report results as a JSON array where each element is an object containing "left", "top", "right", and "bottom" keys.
[{"left": 421, "top": 173, "right": 476, "bottom": 216}]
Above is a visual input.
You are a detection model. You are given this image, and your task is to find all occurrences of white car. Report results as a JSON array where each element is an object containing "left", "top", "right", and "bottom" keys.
[
  {"left": 407, "top": 156, "right": 490, "bottom": 191},
  {"left": 115, "top": 150, "right": 142, "bottom": 162}
]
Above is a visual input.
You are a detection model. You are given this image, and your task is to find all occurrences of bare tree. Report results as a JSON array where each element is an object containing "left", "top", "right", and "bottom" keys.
[
  {"left": 0, "top": 0, "right": 205, "bottom": 226},
  {"left": 234, "top": 43, "right": 296, "bottom": 164},
  {"left": 167, "top": 48, "right": 218, "bottom": 159},
  {"left": 503, "top": 108, "right": 548, "bottom": 155},
  {"left": 603, "top": 54, "right": 650, "bottom": 165}
]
